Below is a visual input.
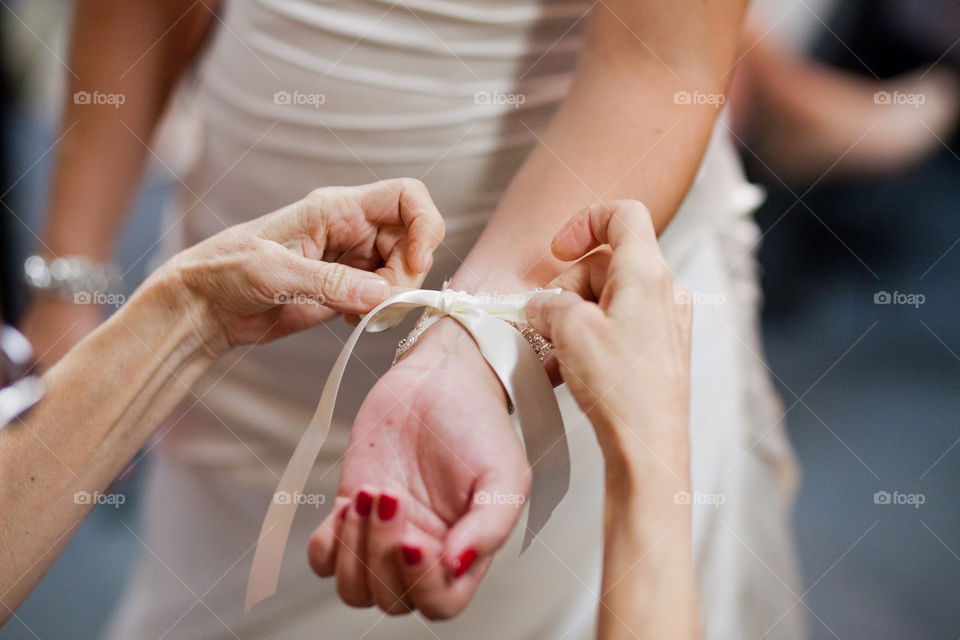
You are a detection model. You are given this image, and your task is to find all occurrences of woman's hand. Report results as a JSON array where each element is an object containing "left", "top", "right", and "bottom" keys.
[
  {"left": 526, "top": 200, "right": 700, "bottom": 640},
  {"left": 159, "top": 178, "right": 444, "bottom": 356},
  {"left": 525, "top": 200, "right": 692, "bottom": 467},
  {"left": 306, "top": 322, "right": 530, "bottom": 619}
]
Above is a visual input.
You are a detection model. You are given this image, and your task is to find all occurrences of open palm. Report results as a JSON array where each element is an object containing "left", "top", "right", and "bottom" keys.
[{"left": 308, "top": 333, "right": 531, "bottom": 619}]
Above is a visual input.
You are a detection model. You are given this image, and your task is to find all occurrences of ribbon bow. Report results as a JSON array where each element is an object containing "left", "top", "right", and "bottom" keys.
[{"left": 245, "top": 286, "right": 571, "bottom": 611}]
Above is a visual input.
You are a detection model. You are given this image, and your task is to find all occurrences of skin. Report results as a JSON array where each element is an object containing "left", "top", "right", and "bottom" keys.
[
  {"left": 728, "top": 24, "right": 960, "bottom": 183},
  {"left": 525, "top": 201, "right": 698, "bottom": 640},
  {"left": 309, "top": 0, "right": 749, "bottom": 619},
  {"left": 0, "top": 179, "right": 444, "bottom": 624},
  {"left": 23, "top": 0, "right": 749, "bottom": 618},
  {"left": 20, "top": 0, "right": 220, "bottom": 368},
  {"left": 311, "top": 201, "right": 700, "bottom": 638}
]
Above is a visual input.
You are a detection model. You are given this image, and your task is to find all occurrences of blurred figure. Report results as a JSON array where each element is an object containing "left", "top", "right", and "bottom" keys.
[
  {"left": 732, "top": 2, "right": 960, "bottom": 637},
  {"left": 729, "top": 4, "right": 960, "bottom": 184}
]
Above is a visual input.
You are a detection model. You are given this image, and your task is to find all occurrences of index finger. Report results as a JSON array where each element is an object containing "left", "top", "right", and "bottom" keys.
[
  {"left": 550, "top": 200, "right": 658, "bottom": 262},
  {"left": 357, "top": 178, "right": 446, "bottom": 273}
]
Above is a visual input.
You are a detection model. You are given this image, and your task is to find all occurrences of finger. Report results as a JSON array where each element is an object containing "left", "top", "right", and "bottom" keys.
[
  {"left": 366, "top": 493, "right": 414, "bottom": 615},
  {"left": 441, "top": 469, "right": 529, "bottom": 582},
  {"left": 259, "top": 243, "right": 391, "bottom": 314},
  {"left": 358, "top": 178, "right": 445, "bottom": 273},
  {"left": 396, "top": 528, "right": 490, "bottom": 621},
  {"left": 336, "top": 488, "right": 375, "bottom": 607},
  {"left": 374, "top": 237, "right": 425, "bottom": 290},
  {"left": 546, "top": 249, "right": 612, "bottom": 302},
  {"left": 307, "top": 497, "right": 351, "bottom": 577},
  {"left": 550, "top": 200, "right": 658, "bottom": 261},
  {"left": 525, "top": 291, "right": 601, "bottom": 343}
]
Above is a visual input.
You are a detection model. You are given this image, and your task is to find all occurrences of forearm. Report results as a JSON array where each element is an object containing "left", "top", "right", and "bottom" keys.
[
  {"left": 453, "top": 5, "right": 744, "bottom": 292},
  {"left": 599, "top": 441, "right": 700, "bottom": 640},
  {"left": 0, "top": 269, "right": 214, "bottom": 615},
  {"left": 44, "top": 0, "right": 214, "bottom": 259}
]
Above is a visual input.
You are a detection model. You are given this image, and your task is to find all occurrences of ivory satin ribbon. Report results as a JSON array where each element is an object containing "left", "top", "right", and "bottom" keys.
[{"left": 245, "top": 286, "right": 571, "bottom": 611}]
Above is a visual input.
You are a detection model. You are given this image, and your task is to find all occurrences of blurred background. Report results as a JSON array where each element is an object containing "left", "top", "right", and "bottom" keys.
[{"left": 1, "top": 1, "right": 958, "bottom": 638}]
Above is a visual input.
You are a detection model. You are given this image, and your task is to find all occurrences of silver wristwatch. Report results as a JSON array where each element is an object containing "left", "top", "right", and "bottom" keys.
[
  {"left": 23, "top": 254, "right": 122, "bottom": 301},
  {"left": 0, "top": 325, "right": 45, "bottom": 429}
]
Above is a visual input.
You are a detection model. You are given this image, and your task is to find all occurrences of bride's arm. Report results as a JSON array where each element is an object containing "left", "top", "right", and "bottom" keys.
[{"left": 452, "top": 0, "right": 749, "bottom": 293}]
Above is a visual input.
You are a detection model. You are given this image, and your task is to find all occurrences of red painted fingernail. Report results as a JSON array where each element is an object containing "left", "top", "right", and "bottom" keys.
[
  {"left": 355, "top": 491, "right": 373, "bottom": 516},
  {"left": 401, "top": 545, "right": 422, "bottom": 565},
  {"left": 377, "top": 494, "right": 398, "bottom": 521},
  {"left": 452, "top": 548, "right": 477, "bottom": 578},
  {"left": 339, "top": 506, "right": 348, "bottom": 522}
]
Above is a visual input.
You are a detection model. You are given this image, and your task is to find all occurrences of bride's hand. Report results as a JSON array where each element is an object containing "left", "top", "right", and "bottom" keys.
[
  {"left": 159, "top": 178, "right": 444, "bottom": 356},
  {"left": 525, "top": 200, "right": 692, "bottom": 464},
  {"left": 306, "top": 319, "right": 530, "bottom": 619}
]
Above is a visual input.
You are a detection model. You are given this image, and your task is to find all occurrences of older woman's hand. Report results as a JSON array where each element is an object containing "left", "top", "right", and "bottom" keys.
[
  {"left": 525, "top": 200, "right": 692, "bottom": 463},
  {"left": 158, "top": 178, "right": 444, "bottom": 355}
]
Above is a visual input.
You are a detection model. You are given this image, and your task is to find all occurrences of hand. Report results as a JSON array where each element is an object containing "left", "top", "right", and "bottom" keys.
[
  {"left": 307, "top": 321, "right": 531, "bottom": 619},
  {"left": 151, "top": 178, "right": 444, "bottom": 355},
  {"left": 525, "top": 200, "right": 693, "bottom": 464}
]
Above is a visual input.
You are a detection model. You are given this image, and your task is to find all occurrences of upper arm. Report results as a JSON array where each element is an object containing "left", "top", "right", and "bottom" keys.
[{"left": 582, "top": 0, "right": 751, "bottom": 85}]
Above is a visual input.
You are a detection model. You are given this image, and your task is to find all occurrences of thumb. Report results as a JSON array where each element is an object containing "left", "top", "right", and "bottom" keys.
[
  {"left": 442, "top": 471, "right": 529, "bottom": 579},
  {"left": 272, "top": 250, "right": 392, "bottom": 314}
]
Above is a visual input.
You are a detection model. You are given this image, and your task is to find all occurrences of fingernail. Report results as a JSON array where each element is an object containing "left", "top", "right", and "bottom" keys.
[
  {"left": 359, "top": 279, "right": 390, "bottom": 306},
  {"left": 377, "top": 494, "right": 398, "bottom": 521},
  {"left": 339, "top": 506, "right": 348, "bottom": 522},
  {"left": 355, "top": 491, "right": 373, "bottom": 516},
  {"left": 452, "top": 548, "right": 477, "bottom": 578},
  {"left": 401, "top": 545, "right": 422, "bottom": 565}
]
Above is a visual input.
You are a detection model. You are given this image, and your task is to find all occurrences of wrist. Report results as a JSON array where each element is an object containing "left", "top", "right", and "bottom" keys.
[
  {"left": 597, "top": 408, "right": 691, "bottom": 497},
  {"left": 403, "top": 317, "right": 510, "bottom": 408},
  {"left": 134, "top": 263, "right": 225, "bottom": 359}
]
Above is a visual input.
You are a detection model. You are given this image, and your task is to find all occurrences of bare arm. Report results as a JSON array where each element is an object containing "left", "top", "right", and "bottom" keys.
[
  {"left": 20, "top": 0, "right": 216, "bottom": 366},
  {"left": 454, "top": 0, "right": 749, "bottom": 293},
  {"left": 526, "top": 201, "right": 698, "bottom": 639},
  {"left": 316, "top": 3, "right": 748, "bottom": 617},
  {"left": 0, "top": 180, "right": 445, "bottom": 621},
  {"left": 46, "top": 0, "right": 214, "bottom": 260}
]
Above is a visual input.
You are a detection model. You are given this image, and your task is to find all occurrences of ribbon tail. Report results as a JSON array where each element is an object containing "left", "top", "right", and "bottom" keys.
[
  {"left": 245, "top": 304, "right": 391, "bottom": 611},
  {"left": 454, "top": 310, "right": 570, "bottom": 553}
]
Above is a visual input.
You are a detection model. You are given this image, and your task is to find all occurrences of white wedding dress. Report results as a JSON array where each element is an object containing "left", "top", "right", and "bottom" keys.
[{"left": 104, "top": 0, "right": 805, "bottom": 638}]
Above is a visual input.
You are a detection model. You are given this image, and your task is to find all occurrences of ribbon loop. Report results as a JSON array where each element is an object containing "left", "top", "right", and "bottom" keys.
[{"left": 245, "top": 286, "right": 570, "bottom": 611}]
